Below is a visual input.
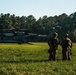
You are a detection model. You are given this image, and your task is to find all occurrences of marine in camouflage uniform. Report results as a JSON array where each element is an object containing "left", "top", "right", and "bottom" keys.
[
  {"left": 61, "top": 34, "right": 72, "bottom": 60},
  {"left": 48, "top": 32, "right": 59, "bottom": 61}
]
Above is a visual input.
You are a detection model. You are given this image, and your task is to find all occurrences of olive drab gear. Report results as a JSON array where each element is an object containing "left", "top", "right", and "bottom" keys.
[
  {"left": 48, "top": 32, "right": 59, "bottom": 61},
  {"left": 61, "top": 34, "right": 72, "bottom": 60}
]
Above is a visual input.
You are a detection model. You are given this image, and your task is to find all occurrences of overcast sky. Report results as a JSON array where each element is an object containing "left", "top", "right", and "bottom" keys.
[{"left": 0, "top": 0, "right": 76, "bottom": 19}]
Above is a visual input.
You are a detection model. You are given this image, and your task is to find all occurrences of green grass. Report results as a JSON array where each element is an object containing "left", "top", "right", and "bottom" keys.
[{"left": 0, "top": 42, "right": 76, "bottom": 75}]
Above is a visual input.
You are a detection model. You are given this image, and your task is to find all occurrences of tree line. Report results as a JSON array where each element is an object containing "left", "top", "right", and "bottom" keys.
[{"left": 0, "top": 12, "right": 76, "bottom": 42}]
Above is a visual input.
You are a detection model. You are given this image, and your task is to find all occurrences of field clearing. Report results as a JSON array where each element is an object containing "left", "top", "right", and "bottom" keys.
[{"left": 0, "top": 42, "right": 76, "bottom": 75}]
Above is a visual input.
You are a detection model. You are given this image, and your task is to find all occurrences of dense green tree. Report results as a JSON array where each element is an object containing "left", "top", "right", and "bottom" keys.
[
  {"left": 25, "top": 15, "right": 36, "bottom": 30},
  {"left": 19, "top": 16, "right": 27, "bottom": 29},
  {"left": 69, "top": 12, "right": 76, "bottom": 41},
  {"left": 0, "top": 13, "right": 12, "bottom": 29},
  {"left": 0, "top": 12, "right": 76, "bottom": 42},
  {"left": 33, "top": 17, "right": 44, "bottom": 34}
]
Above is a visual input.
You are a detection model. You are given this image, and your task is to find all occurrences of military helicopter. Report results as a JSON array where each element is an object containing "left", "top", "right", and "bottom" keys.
[{"left": 0, "top": 29, "right": 38, "bottom": 44}]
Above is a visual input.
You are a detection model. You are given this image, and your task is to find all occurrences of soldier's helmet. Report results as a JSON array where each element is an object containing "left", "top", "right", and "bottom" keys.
[
  {"left": 65, "top": 33, "right": 69, "bottom": 37},
  {"left": 53, "top": 32, "right": 58, "bottom": 37}
]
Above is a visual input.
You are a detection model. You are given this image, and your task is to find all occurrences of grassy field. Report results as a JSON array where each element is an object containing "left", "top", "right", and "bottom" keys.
[{"left": 0, "top": 42, "right": 76, "bottom": 75}]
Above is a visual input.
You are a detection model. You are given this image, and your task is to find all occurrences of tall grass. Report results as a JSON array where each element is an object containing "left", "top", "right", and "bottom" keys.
[{"left": 0, "top": 42, "right": 76, "bottom": 75}]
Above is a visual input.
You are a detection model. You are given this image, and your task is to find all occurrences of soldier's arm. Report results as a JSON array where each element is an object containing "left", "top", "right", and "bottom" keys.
[
  {"left": 69, "top": 39, "right": 73, "bottom": 48},
  {"left": 70, "top": 42, "right": 73, "bottom": 48},
  {"left": 47, "top": 37, "right": 52, "bottom": 46},
  {"left": 68, "top": 39, "right": 73, "bottom": 48}
]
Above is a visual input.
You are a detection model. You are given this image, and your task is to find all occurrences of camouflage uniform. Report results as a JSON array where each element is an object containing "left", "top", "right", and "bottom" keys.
[
  {"left": 61, "top": 34, "right": 72, "bottom": 60},
  {"left": 48, "top": 32, "right": 59, "bottom": 61}
]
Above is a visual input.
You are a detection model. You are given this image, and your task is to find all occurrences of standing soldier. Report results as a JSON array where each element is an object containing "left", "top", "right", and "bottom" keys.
[
  {"left": 48, "top": 32, "right": 59, "bottom": 61},
  {"left": 61, "top": 34, "right": 72, "bottom": 60}
]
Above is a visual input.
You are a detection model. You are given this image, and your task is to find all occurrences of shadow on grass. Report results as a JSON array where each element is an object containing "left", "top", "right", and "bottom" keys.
[
  {"left": 27, "top": 42, "right": 34, "bottom": 45},
  {"left": 0, "top": 59, "right": 49, "bottom": 63}
]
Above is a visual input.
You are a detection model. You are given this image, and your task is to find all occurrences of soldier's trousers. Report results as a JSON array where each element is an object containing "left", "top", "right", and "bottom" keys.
[
  {"left": 49, "top": 49, "right": 57, "bottom": 61},
  {"left": 62, "top": 47, "right": 71, "bottom": 60}
]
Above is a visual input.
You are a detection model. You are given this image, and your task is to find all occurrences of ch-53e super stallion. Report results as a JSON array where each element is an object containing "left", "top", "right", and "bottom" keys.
[{"left": 0, "top": 29, "right": 38, "bottom": 44}]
